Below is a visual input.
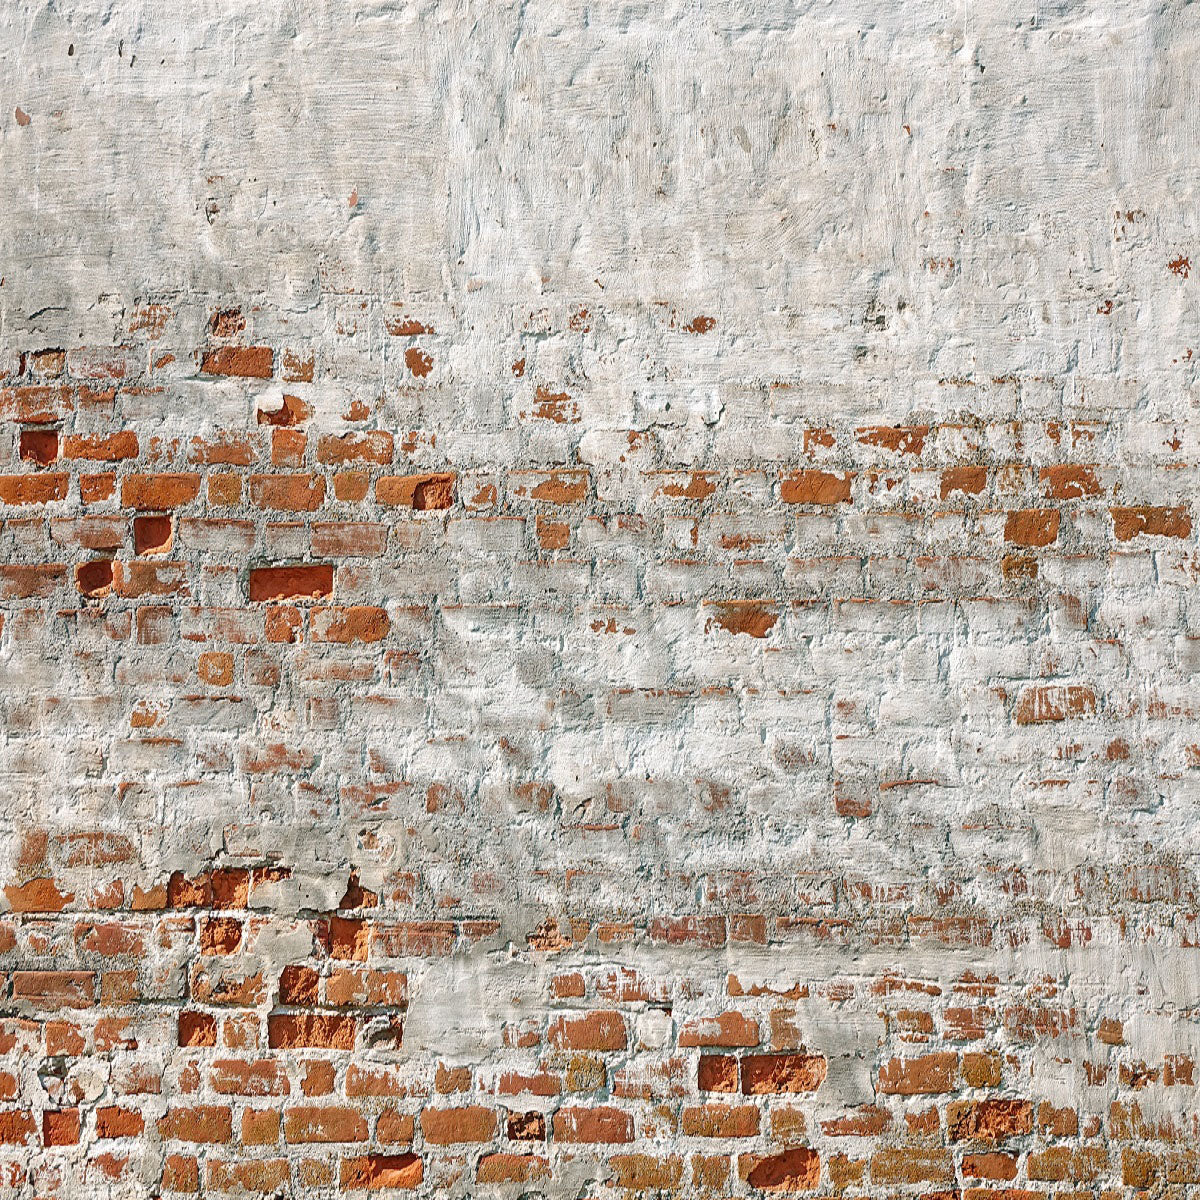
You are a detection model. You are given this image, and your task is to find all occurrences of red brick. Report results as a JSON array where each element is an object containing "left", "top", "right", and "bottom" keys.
[
  {"left": 163, "top": 1154, "right": 199, "bottom": 1191},
  {"left": 740, "top": 1053, "right": 827, "bottom": 1094},
  {"left": 283, "top": 1105, "right": 368, "bottom": 1143},
  {"left": 346, "top": 1066, "right": 405, "bottom": 1097},
  {"left": 706, "top": 601, "right": 778, "bottom": 638},
  {"left": 121, "top": 473, "right": 202, "bottom": 510},
  {"left": 178, "top": 1011, "right": 217, "bottom": 1047},
  {"left": 780, "top": 469, "right": 852, "bottom": 504},
  {"left": 75, "top": 559, "right": 115, "bottom": 597},
  {"left": 12, "top": 971, "right": 94, "bottom": 1009},
  {"left": 258, "top": 394, "right": 312, "bottom": 426},
  {"left": 507, "top": 470, "right": 588, "bottom": 504},
  {"left": 870, "top": 1147, "right": 955, "bottom": 1184},
  {"left": 679, "top": 1011, "right": 760, "bottom": 1047},
  {"left": 278, "top": 965, "right": 319, "bottom": 1005},
  {"left": 267, "top": 1013, "right": 356, "bottom": 1050},
  {"left": 0, "top": 1112, "right": 36, "bottom": 1145},
  {"left": 199, "top": 346, "right": 274, "bottom": 378},
  {"left": 133, "top": 514, "right": 173, "bottom": 555},
  {"left": 310, "top": 606, "right": 389, "bottom": 643},
  {"left": 63, "top": 432, "right": 139, "bottom": 460},
  {"left": 5, "top": 878, "right": 73, "bottom": 913},
  {"left": 856, "top": 425, "right": 928, "bottom": 455},
  {"left": 0, "top": 474, "right": 69, "bottom": 504},
  {"left": 96, "top": 1106, "right": 144, "bottom": 1138},
  {"left": 647, "top": 915, "right": 726, "bottom": 947},
  {"left": 941, "top": 465, "right": 987, "bottom": 498},
  {"left": 552, "top": 1106, "right": 633, "bottom": 1143},
  {"left": 317, "top": 432, "right": 394, "bottom": 465},
  {"left": 1004, "top": 508, "right": 1060, "bottom": 547},
  {"left": 206, "top": 1159, "right": 290, "bottom": 1192},
  {"left": 339, "top": 1154, "right": 423, "bottom": 1189},
  {"left": 1111, "top": 504, "right": 1191, "bottom": 540},
  {"left": 0, "top": 384, "right": 73, "bottom": 422},
  {"left": 1014, "top": 684, "right": 1097, "bottom": 725},
  {"left": 42, "top": 1109, "right": 80, "bottom": 1147},
  {"left": 609, "top": 1155, "right": 686, "bottom": 1190},
  {"left": 697, "top": 1055, "right": 738, "bottom": 1093},
  {"left": 271, "top": 427, "right": 306, "bottom": 466},
  {"left": 963, "top": 1152, "right": 1019, "bottom": 1180},
  {"left": 1040, "top": 464, "right": 1101, "bottom": 499},
  {"left": 739, "top": 1147, "right": 820, "bottom": 1191},
  {"left": 376, "top": 1108, "right": 415, "bottom": 1143},
  {"left": 157, "top": 1105, "right": 232, "bottom": 1143},
  {"left": 948, "top": 1099, "right": 1033, "bottom": 1141},
  {"left": 506, "top": 1111, "right": 546, "bottom": 1141},
  {"left": 404, "top": 347, "right": 433, "bottom": 377},
  {"left": 18, "top": 428, "right": 58, "bottom": 464},
  {"left": 248, "top": 473, "right": 325, "bottom": 512},
  {"left": 681, "top": 1104, "right": 760, "bottom": 1137},
  {"left": 211, "top": 1059, "right": 290, "bottom": 1096},
  {"left": 877, "top": 1052, "right": 958, "bottom": 1094},
  {"left": 419, "top": 1105, "right": 496, "bottom": 1144},
  {"left": 248, "top": 563, "right": 334, "bottom": 601},
  {"left": 547, "top": 1010, "right": 626, "bottom": 1051},
  {"left": 476, "top": 1154, "right": 550, "bottom": 1184},
  {"left": 241, "top": 1109, "right": 280, "bottom": 1146},
  {"left": 376, "top": 472, "right": 455, "bottom": 509}
]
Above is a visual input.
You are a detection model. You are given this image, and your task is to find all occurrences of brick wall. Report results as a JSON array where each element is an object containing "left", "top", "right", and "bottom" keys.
[{"left": 1, "top": 3, "right": 1198, "bottom": 1197}]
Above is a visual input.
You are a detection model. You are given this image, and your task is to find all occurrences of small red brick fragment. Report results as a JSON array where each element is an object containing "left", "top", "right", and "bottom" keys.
[
  {"left": 706, "top": 601, "right": 778, "bottom": 638},
  {"left": 258, "top": 394, "right": 312, "bottom": 426}
]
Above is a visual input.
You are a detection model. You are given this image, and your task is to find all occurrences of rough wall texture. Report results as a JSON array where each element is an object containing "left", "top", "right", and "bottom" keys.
[{"left": 1, "top": 1, "right": 1199, "bottom": 1197}]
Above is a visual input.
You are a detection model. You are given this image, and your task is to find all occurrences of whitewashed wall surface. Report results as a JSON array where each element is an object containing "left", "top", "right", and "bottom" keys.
[{"left": 0, "top": 2, "right": 1198, "bottom": 1196}]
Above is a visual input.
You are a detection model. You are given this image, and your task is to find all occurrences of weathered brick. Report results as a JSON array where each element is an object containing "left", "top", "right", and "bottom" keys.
[{"left": 740, "top": 1054, "right": 827, "bottom": 1094}]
